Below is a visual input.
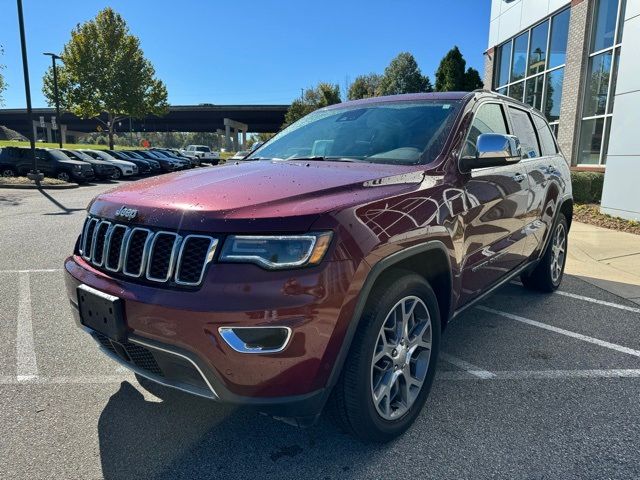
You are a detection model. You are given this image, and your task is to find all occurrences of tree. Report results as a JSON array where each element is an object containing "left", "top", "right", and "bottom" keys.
[
  {"left": 435, "top": 46, "right": 486, "bottom": 92},
  {"left": 42, "top": 8, "right": 168, "bottom": 149},
  {"left": 283, "top": 82, "right": 341, "bottom": 127},
  {"left": 435, "top": 46, "right": 466, "bottom": 92},
  {"left": 0, "top": 45, "right": 6, "bottom": 106},
  {"left": 348, "top": 73, "right": 382, "bottom": 100},
  {"left": 376, "top": 52, "right": 432, "bottom": 96},
  {"left": 463, "top": 67, "right": 484, "bottom": 91}
]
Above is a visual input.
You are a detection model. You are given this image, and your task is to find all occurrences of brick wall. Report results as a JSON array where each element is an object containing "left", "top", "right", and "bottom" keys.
[
  {"left": 557, "top": 0, "right": 591, "bottom": 165},
  {"left": 484, "top": 48, "right": 495, "bottom": 90}
]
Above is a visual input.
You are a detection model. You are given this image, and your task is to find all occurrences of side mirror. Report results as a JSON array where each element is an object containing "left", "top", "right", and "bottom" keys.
[{"left": 460, "top": 133, "right": 522, "bottom": 172}]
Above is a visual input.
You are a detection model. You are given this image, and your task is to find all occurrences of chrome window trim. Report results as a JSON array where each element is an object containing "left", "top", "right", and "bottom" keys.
[
  {"left": 122, "top": 228, "right": 153, "bottom": 278},
  {"left": 104, "top": 224, "right": 131, "bottom": 273},
  {"left": 90, "top": 220, "right": 111, "bottom": 267},
  {"left": 81, "top": 218, "right": 99, "bottom": 261},
  {"left": 175, "top": 235, "right": 218, "bottom": 286},
  {"left": 146, "top": 231, "right": 182, "bottom": 283},
  {"left": 218, "top": 326, "right": 293, "bottom": 354}
]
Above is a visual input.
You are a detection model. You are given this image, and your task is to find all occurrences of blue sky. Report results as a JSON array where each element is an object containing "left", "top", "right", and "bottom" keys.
[{"left": 0, "top": 0, "right": 490, "bottom": 108}]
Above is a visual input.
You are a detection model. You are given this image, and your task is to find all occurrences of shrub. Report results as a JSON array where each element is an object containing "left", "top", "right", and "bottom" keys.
[{"left": 571, "top": 171, "right": 605, "bottom": 203}]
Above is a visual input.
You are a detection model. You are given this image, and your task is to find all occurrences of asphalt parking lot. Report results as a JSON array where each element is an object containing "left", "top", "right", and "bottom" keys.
[{"left": 1, "top": 182, "right": 640, "bottom": 479}]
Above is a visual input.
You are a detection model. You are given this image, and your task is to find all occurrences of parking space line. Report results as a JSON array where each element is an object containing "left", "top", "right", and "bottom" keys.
[
  {"left": 16, "top": 272, "right": 38, "bottom": 381},
  {"left": 0, "top": 268, "right": 63, "bottom": 274},
  {"left": 477, "top": 306, "right": 640, "bottom": 358},
  {"left": 554, "top": 290, "right": 640, "bottom": 314},
  {"left": 437, "top": 369, "right": 640, "bottom": 381},
  {"left": 440, "top": 353, "right": 496, "bottom": 379}
]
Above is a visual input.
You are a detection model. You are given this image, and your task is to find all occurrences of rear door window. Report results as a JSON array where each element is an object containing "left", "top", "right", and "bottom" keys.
[
  {"left": 462, "top": 103, "right": 509, "bottom": 158},
  {"left": 533, "top": 114, "right": 558, "bottom": 156},
  {"left": 508, "top": 106, "right": 540, "bottom": 159}
]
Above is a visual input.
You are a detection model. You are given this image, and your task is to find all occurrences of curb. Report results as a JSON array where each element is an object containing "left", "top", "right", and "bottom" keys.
[{"left": 0, "top": 182, "right": 78, "bottom": 190}]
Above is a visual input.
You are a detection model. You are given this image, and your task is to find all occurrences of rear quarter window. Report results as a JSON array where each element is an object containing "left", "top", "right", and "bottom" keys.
[
  {"left": 508, "top": 106, "right": 540, "bottom": 159},
  {"left": 533, "top": 114, "right": 558, "bottom": 156}
]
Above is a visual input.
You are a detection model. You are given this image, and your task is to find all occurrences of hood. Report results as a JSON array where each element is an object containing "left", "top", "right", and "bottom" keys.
[{"left": 89, "top": 160, "right": 425, "bottom": 232}]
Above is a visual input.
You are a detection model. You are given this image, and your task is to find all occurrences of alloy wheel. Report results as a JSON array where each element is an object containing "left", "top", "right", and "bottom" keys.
[
  {"left": 370, "top": 296, "right": 432, "bottom": 420},
  {"left": 57, "top": 172, "right": 71, "bottom": 182},
  {"left": 550, "top": 222, "right": 566, "bottom": 284},
  {"left": 1, "top": 169, "right": 15, "bottom": 177}
]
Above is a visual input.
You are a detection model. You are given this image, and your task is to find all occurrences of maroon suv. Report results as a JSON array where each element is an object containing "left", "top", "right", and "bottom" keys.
[{"left": 65, "top": 92, "right": 572, "bottom": 442}]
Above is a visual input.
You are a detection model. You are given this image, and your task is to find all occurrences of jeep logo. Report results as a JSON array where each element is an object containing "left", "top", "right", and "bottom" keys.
[{"left": 114, "top": 206, "right": 138, "bottom": 221}]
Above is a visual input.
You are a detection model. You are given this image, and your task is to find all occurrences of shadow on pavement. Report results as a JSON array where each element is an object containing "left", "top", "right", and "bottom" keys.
[
  {"left": 0, "top": 194, "right": 22, "bottom": 206},
  {"left": 38, "top": 187, "right": 86, "bottom": 215},
  {"left": 97, "top": 381, "right": 385, "bottom": 480}
]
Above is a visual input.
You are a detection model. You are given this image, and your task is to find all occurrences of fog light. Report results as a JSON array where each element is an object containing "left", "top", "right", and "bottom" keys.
[{"left": 218, "top": 327, "right": 292, "bottom": 354}]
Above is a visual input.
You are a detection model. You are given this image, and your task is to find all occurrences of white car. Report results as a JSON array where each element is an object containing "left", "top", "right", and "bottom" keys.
[
  {"left": 81, "top": 150, "right": 138, "bottom": 179},
  {"left": 180, "top": 145, "right": 220, "bottom": 164}
]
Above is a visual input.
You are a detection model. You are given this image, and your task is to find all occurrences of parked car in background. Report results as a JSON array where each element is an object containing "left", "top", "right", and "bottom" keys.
[
  {"left": 229, "top": 150, "right": 250, "bottom": 161},
  {"left": 81, "top": 149, "right": 138, "bottom": 179},
  {"left": 0, "top": 146, "right": 94, "bottom": 183},
  {"left": 103, "top": 150, "right": 154, "bottom": 175},
  {"left": 151, "top": 148, "right": 197, "bottom": 168},
  {"left": 60, "top": 149, "right": 116, "bottom": 180},
  {"left": 113, "top": 151, "right": 162, "bottom": 173},
  {"left": 180, "top": 145, "right": 220, "bottom": 164},
  {"left": 132, "top": 150, "right": 181, "bottom": 173}
]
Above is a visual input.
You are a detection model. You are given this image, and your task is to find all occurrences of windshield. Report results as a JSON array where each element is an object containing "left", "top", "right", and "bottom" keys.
[{"left": 249, "top": 100, "right": 461, "bottom": 165}]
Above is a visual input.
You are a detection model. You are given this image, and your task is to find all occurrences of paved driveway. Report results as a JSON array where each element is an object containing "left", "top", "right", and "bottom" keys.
[{"left": 1, "top": 183, "right": 640, "bottom": 479}]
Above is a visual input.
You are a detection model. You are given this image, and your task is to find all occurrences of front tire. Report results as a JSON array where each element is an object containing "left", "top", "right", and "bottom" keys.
[
  {"left": 56, "top": 171, "right": 71, "bottom": 182},
  {"left": 111, "top": 169, "right": 122, "bottom": 180},
  {"left": 521, "top": 214, "right": 568, "bottom": 292},
  {"left": 329, "top": 271, "right": 441, "bottom": 443}
]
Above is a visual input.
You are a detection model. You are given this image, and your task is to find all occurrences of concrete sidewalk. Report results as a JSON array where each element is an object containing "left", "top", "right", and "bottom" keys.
[{"left": 566, "top": 221, "right": 640, "bottom": 306}]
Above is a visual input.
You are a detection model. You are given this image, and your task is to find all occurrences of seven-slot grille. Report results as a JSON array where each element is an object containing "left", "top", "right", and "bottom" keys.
[{"left": 79, "top": 217, "right": 217, "bottom": 287}]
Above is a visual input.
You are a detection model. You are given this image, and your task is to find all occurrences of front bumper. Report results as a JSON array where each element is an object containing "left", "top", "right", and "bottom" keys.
[{"left": 64, "top": 254, "right": 358, "bottom": 417}]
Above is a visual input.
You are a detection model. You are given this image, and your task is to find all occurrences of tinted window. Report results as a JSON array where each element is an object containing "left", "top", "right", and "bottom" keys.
[
  {"left": 511, "top": 32, "right": 529, "bottom": 82},
  {"left": 196, "top": 147, "right": 210, "bottom": 152},
  {"left": 533, "top": 115, "right": 557, "bottom": 156},
  {"left": 525, "top": 74, "right": 544, "bottom": 110},
  {"left": 495, "top": 41, "right": 512, "bottom": 88},
  {"left": 544, "top": 68, "right": 564, "bottom": 122},
  {"left": 591, "top": 0, "right": 621, "bottom": 52},
  {"left": 462, "top": 103, "right": 509, "bottom": 158},
  {"left": 508, "top": 106, "right": 540, "bottom": 159},
  {"left": 549, "top": 9, "right": 570, "bottom": 68},
  {"left": 528, "top": 21, "right": 549, "bottom": 76}
]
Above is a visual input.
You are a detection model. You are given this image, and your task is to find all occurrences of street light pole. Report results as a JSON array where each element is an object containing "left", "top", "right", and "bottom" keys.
[
  {"left": 43, "top": 52, "right": 62, "bottom": 148},
  {"left": 16, "top": 0, "right": 41, "bottom": 181}
]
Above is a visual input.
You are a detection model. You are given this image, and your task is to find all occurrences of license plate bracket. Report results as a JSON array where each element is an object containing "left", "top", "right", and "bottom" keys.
[{"left": 77, "top": 285, "right": 126, "bottom": 342}]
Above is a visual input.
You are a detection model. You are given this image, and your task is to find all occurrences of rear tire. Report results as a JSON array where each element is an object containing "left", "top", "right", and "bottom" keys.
[
  {"left": 56, "top": 171, "right": 71, "bottom": 182},
  {"left": 1, "top": 167, "right": 16, "bottom": 177},
  {"left": 521, "top": 214, "right": 568, "bottom": 292},
  {"left": 111, "top": 169, "right": 122, "bottom": 180},
  {"left": 329, "top": 270, "right": 441, "bottom": 443}
]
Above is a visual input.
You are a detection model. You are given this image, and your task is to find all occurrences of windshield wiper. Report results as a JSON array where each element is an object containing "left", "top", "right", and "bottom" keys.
[{"left": 286, "top": 156, "right": 367, "bottom": 163}]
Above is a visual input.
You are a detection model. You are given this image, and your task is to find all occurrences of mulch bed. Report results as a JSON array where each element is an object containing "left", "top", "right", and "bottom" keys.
[{"left": 574, "top": 204, "right": 640, "bottom": 235}]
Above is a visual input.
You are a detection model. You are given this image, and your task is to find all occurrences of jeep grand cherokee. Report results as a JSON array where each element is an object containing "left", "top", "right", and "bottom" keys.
[{"left": 64, "top": 91, "right": 572, "bottom": 442}]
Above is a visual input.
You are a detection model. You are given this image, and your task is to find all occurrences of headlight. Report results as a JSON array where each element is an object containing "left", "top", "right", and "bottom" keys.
[
  {"left": 220, "top": 232, "right": 332, "bottom": 269},
  {"left": 74, "top": 164, "right": 82, "bottom": 170}
]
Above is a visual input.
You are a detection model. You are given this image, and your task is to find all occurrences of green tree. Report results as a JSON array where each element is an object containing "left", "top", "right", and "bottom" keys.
[
  {"left": 463, "top": 67, "right": 484, "bottom": 91},
  {"left": 348, "top": 73, "right": 382, "bottom": 100},
  {"left": 435, "top": 46, "right": 485, "bottom": 92},
  {"left": 42, "top": 8, "right": 169, "bottom": 149},
  {"left": 435, "top": 46, "right": 466, "bottom": 92},
  {"left": 0, "top": 45, "right": 6, "bottom": 106},
  {"left": 376, "top": 52, "right": 432, "bottom": 96},
  {"left": 283, "top": 82, "right": 341, "bottom": 127}
]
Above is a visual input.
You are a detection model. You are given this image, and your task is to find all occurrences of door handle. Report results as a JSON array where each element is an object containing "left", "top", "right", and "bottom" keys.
[{"left": 513, "top": 173, "right": 526, "bottom": 183}]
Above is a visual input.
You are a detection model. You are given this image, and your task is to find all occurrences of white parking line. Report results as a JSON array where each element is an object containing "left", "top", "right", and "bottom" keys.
[
  {"left": 477, "top": 306, "right": 640, "bottom": 358},
  {"left": 554, "top": 290, "right": 640, "bottom": 314},
  {"left": 438, "top": 369, "right": 640, "bottom": 381},
  {"left": 16, "top": 272, "right": 38, "bottom": 381},
  {"left": 0, "top": 268, "right": 63, "bottom": 274},
  {"left": 440, "top": 353, "right": 496, "bottom": 379}
]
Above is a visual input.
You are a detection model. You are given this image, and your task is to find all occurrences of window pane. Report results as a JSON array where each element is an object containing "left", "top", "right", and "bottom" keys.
[
  {"left": 607, "top": 47, "right": 621, "bottom": 114},
  {"left": 497, "top": 87, "right": 507, "bottom": 96},
  {"left": 495, "top": 41, "right": 512, "bottom": 88},
  {"left": 544, "top": 68, "right": 564, "bottom": 122},
  {"left": 602, "top": 117, "right": 612, "bottom": 164},
  {"left": 525, "top": 74, "right": 544, "bottom": 111},
  {"left": 583, "top": 51, "right": 612, "bottom": 117},
  {"left": 462, "top": 103, "right": 509, "bottom": 158},
  {"left": 550, "top": 123, "right": 559, "bottom": 137},
  {"left": 508, "top": 81, "right": 524, "bottom": 102},
  {"left": 528, "top": 21, "right": 549, "bottom": 76},
  {"left": 549, "top": 9, "right": 570, "bottom": 68},
  {"left": 617, "top": 0, "right": 627, "bottom": 43},
  {"left": 508, "top": 107, "right": 540, "bottom": 159},
  {"left": 534, "top": 115, "right": 557, "bottom": 156},
  {"left": 591, "top": 0, "right": 620, "bottom": 52},
  {"left": 511, "top": 32, "right": 528, "bottom": 82},
  {"left": 578, "top": 117, "right": 605, "bottom": 164}
]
